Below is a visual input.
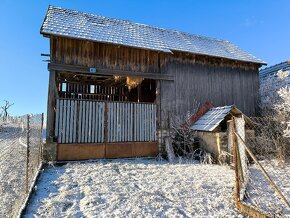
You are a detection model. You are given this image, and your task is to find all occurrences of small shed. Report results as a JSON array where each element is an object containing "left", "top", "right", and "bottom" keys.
[
  {"left": 191, "top": 105, "right": 251, "bottom": 162},
  {"left": 41, "top": 6, "right": 265, "bottom": 161}
]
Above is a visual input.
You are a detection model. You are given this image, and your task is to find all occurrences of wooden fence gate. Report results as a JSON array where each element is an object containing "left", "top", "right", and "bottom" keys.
[{"left": 54, "top": 99, "right": 158, "bottom": 160}]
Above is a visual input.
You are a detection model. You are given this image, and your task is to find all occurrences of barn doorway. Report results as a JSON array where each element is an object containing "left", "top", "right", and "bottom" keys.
[{"left": 54, "top": 72, "right": 158, "bottom": 160}]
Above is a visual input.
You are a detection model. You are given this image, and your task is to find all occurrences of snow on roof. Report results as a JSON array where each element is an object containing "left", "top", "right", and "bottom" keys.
[
  {"left": 191, "top": 105, "right": 234, "bottom": 131},
  {"left": 41, "top": 6, "right": 266, "bottom": 65},
  {"left": 259, "top": 61, "right": 290, "bottom": 79}
]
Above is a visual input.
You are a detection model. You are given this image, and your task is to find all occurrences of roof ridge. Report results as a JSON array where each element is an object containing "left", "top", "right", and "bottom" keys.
[
  {"left": 43, "top": 5, "right": 266, "bottom": 65},
  {"left": 48, "top": 5, "right": 230, "bottom": 44}
]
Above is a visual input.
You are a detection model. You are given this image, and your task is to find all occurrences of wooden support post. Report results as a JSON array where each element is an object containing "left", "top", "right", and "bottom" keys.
[
  {"left": 231, "top": 117, "right": 240, "bottom": 203},
  {"left": 46, "top": 70, "right": 57, "bottom": 142},
  {"left": 235, "top": 132, "right": 290, "bottom": 210}
]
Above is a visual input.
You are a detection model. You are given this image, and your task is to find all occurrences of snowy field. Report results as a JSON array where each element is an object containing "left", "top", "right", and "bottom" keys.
[
  {"left": 246, "top": 161, "right": 290, "bottom": 217},
  {"left": 0, "top": 123, "right": 27, "bottom": 218},
  {"left": 24, "top": 159, "right": 243, "bottom": 217}
]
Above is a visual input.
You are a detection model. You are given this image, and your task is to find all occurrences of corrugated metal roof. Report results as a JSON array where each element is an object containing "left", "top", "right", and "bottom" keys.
[
  {"left": 259, "top": 61, "right": 290, "bottom": 79},
  {"left": 191, "top": 105, "right": 233, "bottom": 131},
  {"left": 41, "top": 6, "right": 266, "bottom": 65}
]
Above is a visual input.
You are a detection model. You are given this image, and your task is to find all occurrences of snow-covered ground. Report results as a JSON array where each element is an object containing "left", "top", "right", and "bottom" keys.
[
  {"left": 245, "top": 161, "right": 290, "bottom": 217},
  {"left": 24, "top": 159, "right": 243, "bottom": 217},
  {"left": 0, "top": 123, "right": 27, "bottom": 218}
]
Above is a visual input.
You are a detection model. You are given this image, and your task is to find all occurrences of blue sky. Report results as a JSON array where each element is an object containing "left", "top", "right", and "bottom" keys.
[{"left": 0, "top": 0, "right": 289, "bottom": 116}]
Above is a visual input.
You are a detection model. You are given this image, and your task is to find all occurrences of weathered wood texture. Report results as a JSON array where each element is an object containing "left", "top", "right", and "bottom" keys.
[
  {"left": 50, "top": 36, "right": 260, "bottom": 128},
  {"left": 160, "top": 59, "right": 259, "bottom": 128},
  {"left": 55, "top": 99, "right": 157, "bottom": 144},
  {"left": 46, "top": 70, "right": 57, "bottom": 141},
  {"left": 57, "top": 143, "right": 105, "bottom": 160},
  {"left": 50, "top": 37, "right": 166, "bottom": 73},
  {"left": 107, "top": 102, "right": 156, "bottom": 142},
  {"left": 57, "top": 142, "right": 159, "bottom": 160}
]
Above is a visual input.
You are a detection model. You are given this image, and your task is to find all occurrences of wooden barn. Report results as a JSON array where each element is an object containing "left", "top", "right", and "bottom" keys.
[{"left": 41, "top": 6, "right": 266, "bottom": 161}]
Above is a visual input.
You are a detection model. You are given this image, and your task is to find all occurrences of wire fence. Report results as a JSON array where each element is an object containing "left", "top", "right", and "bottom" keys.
[
  {"left": 230, "top": 116, "right": 290, "bottom": 217},
  {"left": 0, "top": 114, "right": 44, "bottom": 218}
]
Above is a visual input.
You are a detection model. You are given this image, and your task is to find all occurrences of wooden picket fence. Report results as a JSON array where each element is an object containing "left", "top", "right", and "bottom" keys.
[{"left": 55, "top": 99, "right": 156, "bottom": 144}]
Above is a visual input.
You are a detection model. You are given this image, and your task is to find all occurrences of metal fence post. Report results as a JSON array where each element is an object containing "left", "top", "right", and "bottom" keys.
[
  {"left": 26, "top": 114, "right": 30, "bottom": 194},
  {"left": 38, "top": 113, "right": 44, "bottom": 166}
]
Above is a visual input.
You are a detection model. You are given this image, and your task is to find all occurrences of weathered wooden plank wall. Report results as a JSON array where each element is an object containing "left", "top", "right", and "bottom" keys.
[
  {"left": 50, "top": 36, "right": 260, "bottom": 131},
  {"left": 55, "top": 99, "right": 105, "bottom": 143},
  {"left": 50, "top": 37, "right": 166, "bottom": 73},
  {"left": 55, "top": 99, "right": 157, "bottom": 143},
  {"left": 107, "top": 102, "right": 156, "bottom": 142},
  {"left": 160, "top": 59, "right": 259, "bottom": 128}
]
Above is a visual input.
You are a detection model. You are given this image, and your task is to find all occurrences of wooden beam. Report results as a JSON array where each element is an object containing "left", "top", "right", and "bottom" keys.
[
  {"left": 48, "top": 63, "right": 174, "bottom": 81},
  {"left": 46, "top": 70, "right": 57, "bottom": 142}
]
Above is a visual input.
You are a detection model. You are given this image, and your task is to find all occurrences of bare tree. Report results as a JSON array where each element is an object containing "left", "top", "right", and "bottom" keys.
[{"left": 1, "top": 100, "right": 14, "bottom": 118}]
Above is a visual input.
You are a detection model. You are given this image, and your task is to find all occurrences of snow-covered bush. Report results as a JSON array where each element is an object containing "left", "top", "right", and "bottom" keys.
[
  {"left": 171, "top": 111, "right": 198, "bottom": 158},
  {"left": 259, "top": 69, "right": 290, "bottom": 162}
]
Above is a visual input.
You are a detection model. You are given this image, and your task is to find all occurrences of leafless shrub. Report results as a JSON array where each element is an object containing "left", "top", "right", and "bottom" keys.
[{"left": 165, "top": 100, "right": 213, "bottom": 163}]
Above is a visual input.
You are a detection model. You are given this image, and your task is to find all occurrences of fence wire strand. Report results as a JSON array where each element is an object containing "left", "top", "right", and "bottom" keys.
[
  {"left": 233, "top": 116, "right": 290, "bottom": 217},
  {"left": 0, "top": 114, "right": 44, "bottom": 218}
]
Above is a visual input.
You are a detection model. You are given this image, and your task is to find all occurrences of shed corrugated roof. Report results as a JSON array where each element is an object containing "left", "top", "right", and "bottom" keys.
[
  {"left": 41, "top": 6, "right": 266, "bottom": 65},
  {"left": 191, "top": 105, "right": 233, "bottom": 131}
]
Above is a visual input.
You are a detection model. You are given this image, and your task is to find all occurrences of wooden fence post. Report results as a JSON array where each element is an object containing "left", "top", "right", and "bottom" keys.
[
  {"left": 234, "top": 132, "right": 290, "bottom": 210},
  {"left": 231, "top": 117, "right": 240, "bottom": 203}
]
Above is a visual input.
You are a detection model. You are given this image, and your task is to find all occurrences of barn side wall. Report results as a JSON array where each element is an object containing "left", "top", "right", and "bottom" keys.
[
  {"left": 160, "top": 57, "right": 259, "bottom": 128},
  {"left": 48, "top": 36, "right": 260, "bottom": 157},
  {"left": 50, "top": 37, "right": 260, "bottom": 120}
]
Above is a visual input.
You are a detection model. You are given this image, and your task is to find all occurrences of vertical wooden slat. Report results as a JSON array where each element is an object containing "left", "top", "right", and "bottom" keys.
[
  {"left": 95, "top": 102, "right": 99, "bottom": 143},
  {"left": 121, "top": 103, "right": 124, "bottom": 142},
  {"left": 55, "top": 99, "right": 59, "bottom": 138},
  {"left": 148, "top": 104, "right": 151, "bottom": 141},
  {"left": 111, "top": 102, "right": 114, "bottom": 142},
  {"left": 98, "top": 102, "right": 102, "bottom": 142},
  {"left": 108, "top": 102, "right": 111, "bottom": 142},
  {"left": 86, "top": 101, "right": 89, "bottom": 143},
  {"left": 114, "top": 102, "right": 117, "bottom": 142},
  {"left": 131, "top": 103, "right": 133, "bottom": 141},
  {"left": 139, "top": 103, "right": 142, "bottom": 142},
  {"left": 138, "top": 103, "right": 141, "bottom": 141},
  {"left": 91, "top": 101, "right": 95, "bottom": 143},
  {"left": 144, "top": 104, "right": 147, "bottom": 141},
  {"left": 65, "top": 100, "right": 69, "bottom": 143},
  {"left": 69, "top": 100, "right": 74, "bottom": 143},
  {"left": 127, "top": 103, "right": 131, "bottom": 141},
  {"left": 82, "top": 100, "right": 86, "bottom": 143},
  {"left": 116, "top": 102, "right": 119, "bottom": 141},
  {"left": 85, "top": 101, "right": 88, "bottom": 143},
  {"left": 101, "top": 102, "right": 105, "bottom": 142},
  {"left": 78, "top": 100, "right": 82, "bottom": 143},
  {"left": 88, "top": 101, "right": 92, "bottom": 143},
  {"left": 62, "top": 100, "right": 67, "bottom": 143},
  {"left": 58, "top": 99, "right": 63, "bottom": 143},
  {"left": 73, "top": 100, "right": 78, "bottom": 143},
  {"left": 135, "top": 103, "right": 138, "bottom": 141}
]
